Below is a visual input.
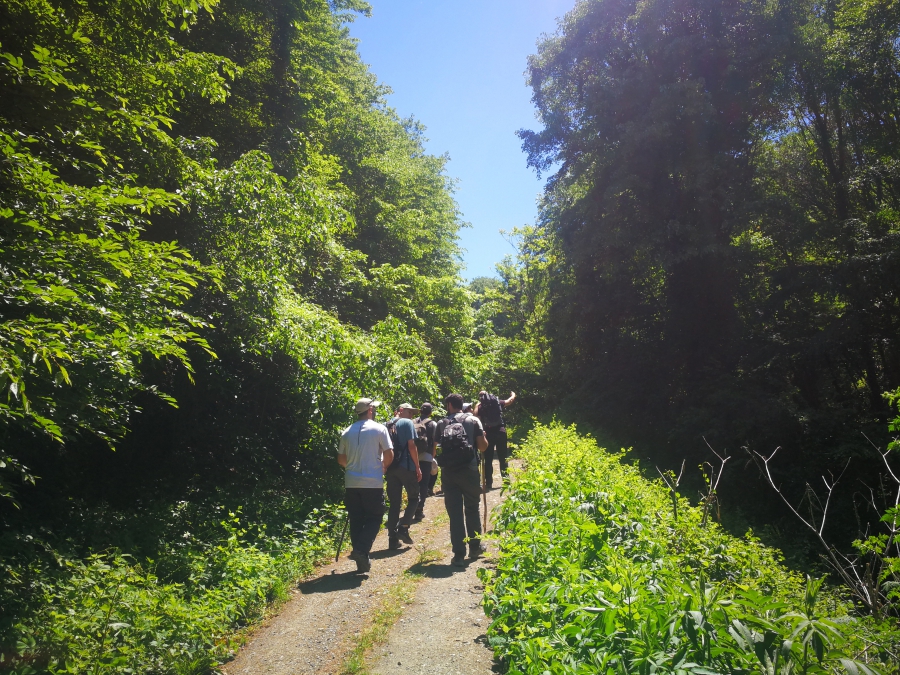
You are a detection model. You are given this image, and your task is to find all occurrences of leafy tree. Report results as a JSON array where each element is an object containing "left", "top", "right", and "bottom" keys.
[
  {"left": 513, "top": 0, "right": 900, "bottom": 553},
  {"left": 0, "top": 0, "right": 230, "bottom": 487}
]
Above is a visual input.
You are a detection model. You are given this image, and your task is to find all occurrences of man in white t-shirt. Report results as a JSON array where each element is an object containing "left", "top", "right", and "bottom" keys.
[{"left": 338, "top": 398, "right": 394, "bottom": 573}]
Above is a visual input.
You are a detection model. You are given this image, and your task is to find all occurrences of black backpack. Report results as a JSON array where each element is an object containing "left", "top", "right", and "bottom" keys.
[
  {"left": 478, "top": 394, "right": 503, "bottom": 429},
  {"left": 439, "top": 413, "right": 476, "bottom": 469}
]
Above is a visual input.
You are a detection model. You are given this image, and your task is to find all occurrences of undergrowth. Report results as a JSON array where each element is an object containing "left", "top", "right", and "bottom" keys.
[
  {"left": 480, "top": 423, "right": 900, "bottom": 674},
  {"left": 0, "top": 504, "right": 347, "bottom": 674}
]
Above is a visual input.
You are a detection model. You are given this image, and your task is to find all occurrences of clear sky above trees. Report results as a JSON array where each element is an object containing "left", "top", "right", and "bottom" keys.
[{"left": 349, "top": 0, "right": 573, "bottom": 279}]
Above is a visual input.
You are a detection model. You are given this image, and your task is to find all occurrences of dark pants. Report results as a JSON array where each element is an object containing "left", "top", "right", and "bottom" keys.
[
  {"left": 386, "top": 465, "right": 420, "bottom": 534},
  {"left": 442, "top": 466, "right": 481, "bottom": 557},
  {"left": 418, "top": 460, "right": 432, "bottom": 510},
  {"left": 344, "top": 487, "right": 384, "bottom": 557},
  {"left": 484, "top": 426, "right": 508, "bottom": 486}
]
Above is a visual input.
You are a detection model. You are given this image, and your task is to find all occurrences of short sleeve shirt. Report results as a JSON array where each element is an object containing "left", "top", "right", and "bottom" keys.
[
  {"left": 436, "top": 412, "right": 484, "bottom": 471},
  {"left": 338, "top": 419, "right": 392, "bottom": 488},
  {"left": 391, "top": 417, "right": 417, "bottom": 470}
]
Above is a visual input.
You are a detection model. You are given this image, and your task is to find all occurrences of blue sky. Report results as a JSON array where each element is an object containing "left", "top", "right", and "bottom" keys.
[{"left": 348, "top": 0, "right": 573, "bottom": 280}]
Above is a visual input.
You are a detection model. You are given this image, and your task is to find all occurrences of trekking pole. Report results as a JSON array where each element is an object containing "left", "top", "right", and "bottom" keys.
[
  {"left": 482, "top": 453, "right": 488, "bottom": 533},
  {"left": 335, "top": 512, "right": 349, "bottom": 562}
]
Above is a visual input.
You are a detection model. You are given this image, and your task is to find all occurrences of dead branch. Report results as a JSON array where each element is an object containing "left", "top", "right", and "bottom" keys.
[
  {"left": 751, "top": 447, "right": 875, "bottom": 611},
  {"left": 657, "top": 460, "right": 685, "bottom": 522},
  {"left": 700, "top": 437, "right": 731, "bottom": 528}
]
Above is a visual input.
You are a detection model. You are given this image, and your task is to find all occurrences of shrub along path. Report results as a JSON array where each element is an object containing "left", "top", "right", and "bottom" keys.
[{"left": 221, "top": 462, "right": 507, "bottom": 675}]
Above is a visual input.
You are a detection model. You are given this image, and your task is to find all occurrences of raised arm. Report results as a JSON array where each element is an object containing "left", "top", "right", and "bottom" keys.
[{"left": 501, "top": 391, "right": 516, "bottom": 407}]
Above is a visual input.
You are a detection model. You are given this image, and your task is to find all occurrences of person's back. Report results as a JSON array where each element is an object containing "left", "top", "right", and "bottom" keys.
[
  {"left": 436, "top": 393, "right": 487, "bottom": 567},
  {"left": 437, "top": 411, "right": 481, "bottom": 471},
  {"left": 341, "top": 418, "right": 392, "bottom": 489},
  {"left": 384, "top": 403, "right": 422, "bottom": 549},
  {"left": 337, "top": 398, "right": 393, "bottom": 573},
  {"left": 477, "top": 390, "right": 515, "bottom": 489},
  {"left": 413, "top": 408, "right": 437, "bottom": 519}
]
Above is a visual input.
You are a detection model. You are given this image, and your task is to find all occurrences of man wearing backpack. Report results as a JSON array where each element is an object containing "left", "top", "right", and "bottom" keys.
[
  {"left": 436, "top": 393, "right": 488, "bottom": 567},
  {"left": 413, "top": 402, "right": 437, "bottom": 521},
  {"left": 337, "top": 398, "right": 394, "bottom": 574},
  {"left": 475, "top": 390, "right": 516, "bottom": 491},
  {"left": 385, "top": 403, "right": 422, "bottom": 549}
]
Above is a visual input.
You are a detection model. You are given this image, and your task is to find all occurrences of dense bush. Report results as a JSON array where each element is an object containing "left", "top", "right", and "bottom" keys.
[
  {"left": 2, "top": 505, "right": 346, "bottom": 674},
  {"left": 482, "top": 424, "right": 899, "bottom": 674},
  {"left": 488, "top": 0, "right": 900, "bottom": 560}
]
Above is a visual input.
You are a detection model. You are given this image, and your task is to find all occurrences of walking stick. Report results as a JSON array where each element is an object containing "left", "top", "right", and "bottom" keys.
[
  {"left": 335, "top": 513, "right": 349, "bottom": 562},
  {"left": 482, "top": 452, "right": 488, "bottom": 533}
]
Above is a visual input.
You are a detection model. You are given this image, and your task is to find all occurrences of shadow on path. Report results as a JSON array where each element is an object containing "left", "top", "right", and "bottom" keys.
[
  {"left": 370, "top": 547, "right": 408, "bottom": 560},
  {"left": 298, "top": 569, "right": 366, "bottom": 594},
  {"left": 406, "top": 560, "right": 461, "bottom": 579}
]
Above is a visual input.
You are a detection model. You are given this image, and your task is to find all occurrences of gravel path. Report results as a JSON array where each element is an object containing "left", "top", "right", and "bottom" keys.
[
  {"left": 369, "top": 472, "right": 505, "bottom": 675},
  {"left": 221, "top": 462, "right": 507, "bottom": 675}
]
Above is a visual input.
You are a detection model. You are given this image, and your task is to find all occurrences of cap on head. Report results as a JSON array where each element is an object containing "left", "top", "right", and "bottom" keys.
[
  {"left": 420, "top": 402, "right": 433, "bottom": 415},
  {"left": 462, "top": 402, "right": 473, "bottom": 413},
  {"left": 354, "top": 398, "right": 381, "bottom": 414},
  {"left": 397, "top": 402, "right": 417, "bottom": 412}
]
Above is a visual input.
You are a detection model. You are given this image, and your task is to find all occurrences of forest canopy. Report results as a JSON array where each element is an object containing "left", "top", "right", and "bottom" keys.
[{"left": 487, "top": 0, "right": 900, "bottom": 554}]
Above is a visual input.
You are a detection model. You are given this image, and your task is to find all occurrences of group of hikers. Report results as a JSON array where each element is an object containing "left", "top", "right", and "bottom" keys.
[{"left": 337, "top": 390, "right": 516, "bottom": 573}]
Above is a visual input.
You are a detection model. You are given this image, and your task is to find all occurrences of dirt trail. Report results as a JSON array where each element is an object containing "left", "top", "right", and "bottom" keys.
[
  {"left": 369, "top": 472, "right": 505, "bottom": 675},
  {"left": 222, "top": 463, "right": 507, "bottom": 675}
]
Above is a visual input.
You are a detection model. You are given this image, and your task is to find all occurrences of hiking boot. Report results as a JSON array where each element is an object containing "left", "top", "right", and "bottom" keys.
[
  {"left": 413, "top": 509, "right": 424, "bottom": 522},
  {"left": 451, "top": 554, "right": 467, "bottom": 567},
  {"left": 350, "top": 552, "right": 370, "bottom": 573},
  {"left": 388, "top": 536, "right": 402, "bottom": 550},
  {"left": 397, "top": 525, "right": 414, "bottom": 545},
  {"left": 469, "top": 542, "right": 487, "bottom": 560}
]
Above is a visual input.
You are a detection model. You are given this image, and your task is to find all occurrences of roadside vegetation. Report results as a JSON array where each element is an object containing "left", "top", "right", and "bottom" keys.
[
  {"left": 482, "top": 423, "right": 900, "bottom": 674},
  {"left": 0, "top": 0, "right": 498, "bottom": 671}
]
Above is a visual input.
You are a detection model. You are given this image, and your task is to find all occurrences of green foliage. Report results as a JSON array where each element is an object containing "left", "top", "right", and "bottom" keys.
[
  {"left": 0, "top": 0, "right": 228, "bottom": 449},
  {"left": 504, "top": 0, "right": 900, "bottom": 557},
  {"left": 0, "top": 0, "right": 476, "bottom": 670},
  {"left": 3, "top": 505, "right": 347, "bottom": 674},
  {"left": 482, "top": 424, "right": 900, "bottom": 673}
]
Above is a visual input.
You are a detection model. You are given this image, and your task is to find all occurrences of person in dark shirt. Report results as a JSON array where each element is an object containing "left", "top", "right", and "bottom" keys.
[
  {"left": 413, "top": 402, "right": 437, "bottom": 521},
  {"left": 436, "top": 393, "right": 488, "bottom": 566},
  {"left": 475, "top": 390, "right": 516, "bottom": 490}
]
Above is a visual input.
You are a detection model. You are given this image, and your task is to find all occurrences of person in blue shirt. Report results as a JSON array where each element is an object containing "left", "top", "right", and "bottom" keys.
[{"left": 385, "top": 403, "right": 422, "bottom": 549}]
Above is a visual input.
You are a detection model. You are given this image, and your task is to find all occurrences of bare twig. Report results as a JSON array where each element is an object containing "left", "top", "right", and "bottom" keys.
[
  {"left": 700, "top": 438, "right": 731, "bottom": 528},
  {"left": 657, "top": 460, "right": 685, "bottom": 522},
  {"left": 751, "top": 447, "right": 874, "bottom": 610}
]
